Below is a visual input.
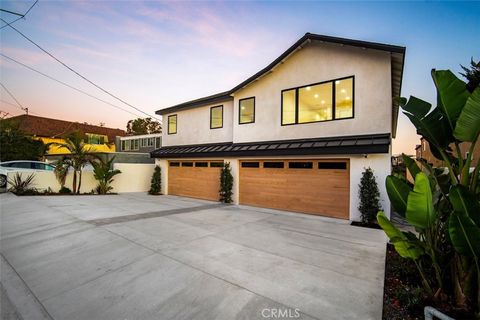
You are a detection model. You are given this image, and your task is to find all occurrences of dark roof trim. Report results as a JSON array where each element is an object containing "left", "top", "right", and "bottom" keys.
[
  {"left": 155, "top": 33, "right": 406, "bottom": 116},
  {"left": 151, "top": 133, "right": 390, "bottom": 158},
  {"left": 156, "top": 91, "right": 232, "bottom": 115}
]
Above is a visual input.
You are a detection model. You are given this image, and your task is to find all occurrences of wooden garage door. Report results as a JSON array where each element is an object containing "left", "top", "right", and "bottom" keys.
[
  {"left": 168, "top": 160, "right": 223, "bottom": 201},
  {"left": 239, "top": 159, "right": 350, "bottom": 219}
]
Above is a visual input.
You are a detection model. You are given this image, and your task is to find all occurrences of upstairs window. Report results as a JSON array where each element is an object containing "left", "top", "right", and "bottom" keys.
[
  {"left": 168, "top": 115, "right": 177, "bottom": 134},
  {"left": 282, "top": 76, "right": 354, "bottom": 125},
  {"left": 210, "top": 105, "right": 223, "bottom": 129},
  {"left": 85, "top": 133, "right": 107, "bottom": 145},
  {"left": 239, "top": 97, "right": 255, "bottom": 124}
]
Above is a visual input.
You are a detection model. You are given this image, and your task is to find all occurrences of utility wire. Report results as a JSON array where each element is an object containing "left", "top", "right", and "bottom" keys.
[
  {"left": 0, "top": 82, "right": 27, "bottom": 113},
  {"left": 0, "top": 53, "right": 144, "bottom": 118},
  {"left": 0, "top": 17, "right": 160, "bottom": 121},
  {"left": 0, "top": 0, "right": 38, "bottom": 30}
]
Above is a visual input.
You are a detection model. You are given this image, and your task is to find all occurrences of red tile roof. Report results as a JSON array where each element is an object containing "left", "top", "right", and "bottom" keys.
[{"left": 5, "top": 115, "right": 126, "bottom": 141}]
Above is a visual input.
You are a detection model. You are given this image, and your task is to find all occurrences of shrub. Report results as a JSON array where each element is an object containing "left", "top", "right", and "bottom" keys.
[
  {"left": 358, "top": 167, "right": 382, "bottom": 224},
  {"left": 149, "top": 166, "right": 161, "bottom": 195},
  {"left": 59, "top": 186, "right": 72, "bottom": 194},
  {"left": 219, "top": 162, "right": 233, "bottom": 203},
  {"left": 91, "top": 157, "right": 121, "bottom": 194},
  {"left": 8, "top": 172, "right": 37, "bottom": 195}
]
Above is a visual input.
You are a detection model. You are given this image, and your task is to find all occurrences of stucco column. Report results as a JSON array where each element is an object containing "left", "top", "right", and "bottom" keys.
[
  {"left": 155, "top": 159, "right": 169, "bottom": 195},
  {"left": 224, "top": 158, "right": 240, "bottom": 205}
]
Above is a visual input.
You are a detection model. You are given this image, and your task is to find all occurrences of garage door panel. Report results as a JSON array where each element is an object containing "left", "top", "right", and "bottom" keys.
[
  {"left": 169, "top": 162, "right": 221, "bottom": 201},
  {"left": 239, "top": 160, "right": 349, "bottom": 219}
]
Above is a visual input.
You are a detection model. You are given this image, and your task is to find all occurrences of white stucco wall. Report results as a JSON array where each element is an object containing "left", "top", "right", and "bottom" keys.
[
  {"left": 232, "top": 42, "right": 392, "bottom": 143},
  {"left": 162, "top": 100, "right": 233, "bottom": 147},
  {"left": 6, "top": 163, "right": 156, "bottom": 194}
]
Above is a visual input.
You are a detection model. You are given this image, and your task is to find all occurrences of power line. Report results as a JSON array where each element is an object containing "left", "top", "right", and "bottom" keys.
[
  {"left": 0, "top": 0, "right": 38, "bottom": 30},
  {"left": 0, "top": 82, "right": 28, "bottom": 114},
  {"left": 0, "top": 53, "right": 144, "bottom": 118},
  {"left": 0, "top": 17, "right": 160, "bottom": 121}
]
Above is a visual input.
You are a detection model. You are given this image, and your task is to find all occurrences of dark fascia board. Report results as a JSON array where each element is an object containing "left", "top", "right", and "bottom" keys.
[
  {"left": 156, "top": 91, "right": 232, "bottom": 115},
  {"left": 155, "top": 33, "right": 406, "bottom": 115}
]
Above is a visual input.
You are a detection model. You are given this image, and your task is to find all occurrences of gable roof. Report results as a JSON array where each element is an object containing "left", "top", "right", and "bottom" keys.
[
  {"left": 4, "top": 114, "right": 126, "bottom": 141},
  {"left": 155, "top": 32, "right": 406, "bottom": 137}
]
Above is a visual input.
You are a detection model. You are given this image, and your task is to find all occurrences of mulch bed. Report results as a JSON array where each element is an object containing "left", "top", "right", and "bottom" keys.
[
  {"left": 350, "top": 221, "right": 382, "bottom": 229},
  {"left": 383, "top": 244, "right": 475, "bottom": 320}
]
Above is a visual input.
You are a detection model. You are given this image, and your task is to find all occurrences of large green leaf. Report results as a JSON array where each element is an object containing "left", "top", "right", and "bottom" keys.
[
  {"left": 385, "top": 175, "right": 411, "bottom": 217},
  {"left": 406, "top": 172, "right": 436, "bottom": 229},
  {"left": 403, "top": 107, "right": 452, "bottom": 149},
  {"left": 449, "top": 211, "right": 480, "bottom": 258},
  {"left": 454, "top": 87, "right": 480, "bottom": 142},
  {"left": 377, "top": 212, "right": 424, "bottom": 259},
  {"left": 402, "top": 154, "right": 421, "bottom": 180},
  {"left": 431, "top": 69, "right": 470, "bottom": 132},
  {"left": 449, "top": 185, "right": 480, "bottom": 227},
  {"left": 401, "top": 96, "right": 431, "bottom": 118}
]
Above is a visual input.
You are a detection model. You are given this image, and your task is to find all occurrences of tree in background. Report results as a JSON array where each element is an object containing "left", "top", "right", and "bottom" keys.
[
  {"left": 126, "top": 118, "right": 161, "bottom": 135},
  {"left": 148, "top": 166, "right": 161, "bottom": 195},
  {"left": 358, "top": 167, "right": 382, "bottom": 225},
  {"left": 0, "top": 120, "right": 46, "bottom": 161},
  {"left": 219, "top": 163, "right": 233, "bottom": 203},
  {"left": 460, "top": 58, "right": 480, "bottom": 93}
]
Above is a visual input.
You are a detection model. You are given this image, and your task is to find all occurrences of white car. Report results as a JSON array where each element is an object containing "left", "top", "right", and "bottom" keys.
[{"left": 0, "top": 161, "right": 56, "bottom": 189}]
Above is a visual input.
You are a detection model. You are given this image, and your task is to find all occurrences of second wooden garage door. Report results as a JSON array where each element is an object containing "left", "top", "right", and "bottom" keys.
[
  {"left": 168, "top": 160, "right": 223, "bottom": 201},
  {"left": 239, "top": 159, "right": 350, "bottom": 219}
]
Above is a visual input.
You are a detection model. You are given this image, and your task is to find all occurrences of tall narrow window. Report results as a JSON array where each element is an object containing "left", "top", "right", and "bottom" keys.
[
  {"left": 298, "top": 82, "right": 332, "bottom": 123},
  {"left": 168, "top": 114, "right": 177, "bottom": 134},
  {"left": 335, "top": 77, "right": 353, "bottom": 119},
  {"left": 239, "top": 97, "right": 255, "bottom": 124},
  {"left": 282, "top": 89, "right": 296, "bottom": 125},
  {"left": 210, "top": 105, "right": 223, "bottom": 129}
]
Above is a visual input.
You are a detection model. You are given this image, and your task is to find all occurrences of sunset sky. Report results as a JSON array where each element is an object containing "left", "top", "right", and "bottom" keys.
[{"left": 1, "top": 1, "right": 479, "bottom": 155}]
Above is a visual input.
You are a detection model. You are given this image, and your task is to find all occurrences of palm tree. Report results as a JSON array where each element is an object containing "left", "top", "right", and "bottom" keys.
[
  {"left": 54, "top": 131, "right": 93, "bottom": 194},
  {"left": 91, "top": 156, "right": 121, "bottom": 194}
]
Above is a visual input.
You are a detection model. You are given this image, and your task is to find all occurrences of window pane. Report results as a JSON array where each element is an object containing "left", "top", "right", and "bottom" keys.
[
  {"left": 264, "top": 162, "right": 284, "bottom": 168},
  {"left": 210, "top": 162, "right": 224, "bottom": 167},
  {"left": 239, "top": 98, "right": 254, "bottom": 124},
  {"left": 211, "top": 106, "right": 223, "bottom": 128},
  {"left": 182, "top": 162, "right": 193, "bottom": 167},
  {"left": 318, "top": 162, "right": 347, "bottom": 169},
  {"left": 195, "top": 162, "right": 208, "bottom": 167},
  {"left": 298, "top": 82, "right": 332, "bottom": 123},
  {"left": 335, "top": 78, "right": 353, "bottom": 119},
  {"left": 241, "top": 162, "right": 259, "bottom": 168},
  {"left": 168, "top": 115, "right": 177, "bottom": 134},
  {"left": 288, "top": 162, "right": 313, "bottom": 169},
  {"left": 134, "top": 139, "right": 139, "bottom": 150},
  {"left": 170, "top": 162, "right": 180, "bottom": 167},
  {"left": 155, "top": 137, "right": 161, "bottom": 148},
  {"left": 282, "top": 90, "right": 296, "bottom": 125}
]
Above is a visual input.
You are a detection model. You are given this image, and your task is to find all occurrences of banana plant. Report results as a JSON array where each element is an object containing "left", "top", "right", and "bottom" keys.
[{"left": 378, "top": 68, "right": 480, "bottom": 314}]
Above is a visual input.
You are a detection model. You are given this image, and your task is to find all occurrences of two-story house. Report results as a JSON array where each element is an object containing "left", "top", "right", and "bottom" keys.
[{"left": 152, "top": 33, "right": 405, "bottom": 221}]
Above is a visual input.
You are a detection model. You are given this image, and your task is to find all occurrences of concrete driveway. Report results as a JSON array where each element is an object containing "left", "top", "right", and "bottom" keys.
[{"left": 0, "top": 193, "right": 387, "bottom": 320}]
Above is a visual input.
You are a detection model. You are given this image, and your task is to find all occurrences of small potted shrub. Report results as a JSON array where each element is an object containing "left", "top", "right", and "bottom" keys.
[
  {"left": 149, "top": 166, "right": 162, "bottom": 195},
  {"left": 355, "top": 167, "right": 382, "bottom": 228}
]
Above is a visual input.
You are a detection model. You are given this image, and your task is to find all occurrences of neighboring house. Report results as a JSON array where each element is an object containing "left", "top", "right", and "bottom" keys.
[
  {"left": 416, "top": 137, "right": 479, "bottom": 167},
  {"left": 4, "top": 114, "right": 125, "bottom": 156},
  {"left": 116, "top": 133, "right": 162, "bottom": 153},
  {"left": 151, "top": 33, "right": 406, "bottom": 221}
]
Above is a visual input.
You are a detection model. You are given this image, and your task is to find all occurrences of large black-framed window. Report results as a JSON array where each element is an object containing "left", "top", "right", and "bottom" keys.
[
  {"left": 239, "top": 97, "right": 255, "bottom": 124},
  {"left": 210, "top": 105, "right": 223, "bottom": 129},
  {"left": 168, "top": 114, "right": 177, "bottom": 134},
  {"left": 281, "top": 76, "right": 354, "bottom": 125}
]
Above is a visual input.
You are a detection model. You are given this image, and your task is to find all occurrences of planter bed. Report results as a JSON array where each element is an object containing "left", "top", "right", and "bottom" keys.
[
  {"left": 382, "top": 244, "right": 474, "bottom": 320},
  {"left": 350, "top": 221, "right": 382, "bottom": 230}
]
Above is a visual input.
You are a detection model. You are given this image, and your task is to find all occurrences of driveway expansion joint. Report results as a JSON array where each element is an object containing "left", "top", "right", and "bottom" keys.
[{"left": 85, "top": 203, "right": 226, "bottom": 226}]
